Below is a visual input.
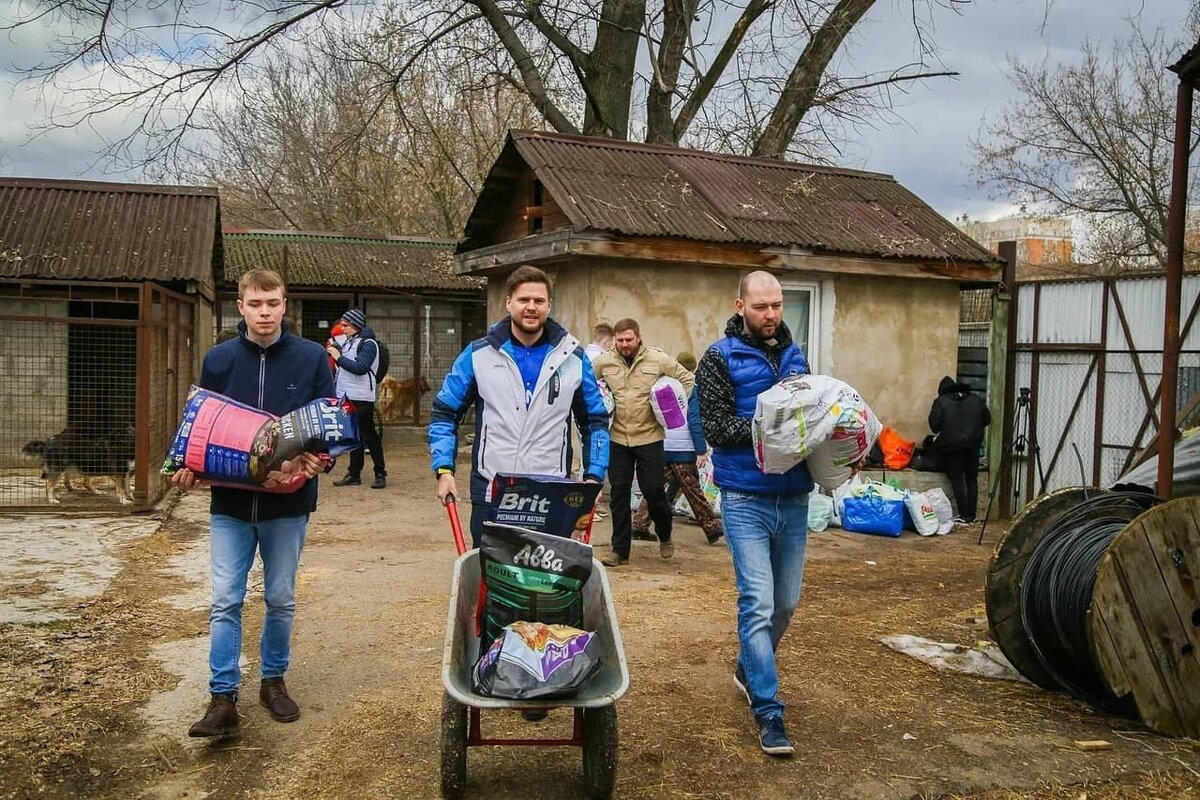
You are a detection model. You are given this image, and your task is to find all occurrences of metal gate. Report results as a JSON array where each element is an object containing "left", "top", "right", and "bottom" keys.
[{"left": 1004, "top": 274, "right": 1200, "bottom": 512}]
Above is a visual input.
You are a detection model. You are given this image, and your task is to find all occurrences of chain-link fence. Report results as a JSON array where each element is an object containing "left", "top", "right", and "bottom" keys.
[{"left": 0, "top": 281, "right": 196, "bottom": 511}]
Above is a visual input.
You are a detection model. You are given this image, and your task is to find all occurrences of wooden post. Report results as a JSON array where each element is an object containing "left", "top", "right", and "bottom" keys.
[
  {"left": 1158, "top": 75, "right": 1196, "bottom": 498},
  {"left": 997, "top": 241, "right": 1018, "bottom": 518},
  {"left": 134, "top": 283, "right": 152, "bottom": 507}
]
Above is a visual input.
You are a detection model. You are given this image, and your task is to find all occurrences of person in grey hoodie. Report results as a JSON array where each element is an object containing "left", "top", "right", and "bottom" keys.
[{"left": 928, "top": 376, "right": 991, "bottom": 522}]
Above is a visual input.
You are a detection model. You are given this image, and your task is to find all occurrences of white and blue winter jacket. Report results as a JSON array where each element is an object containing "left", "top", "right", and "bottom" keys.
[{"left": 428, "top": 317, "right": 611, "bottom": 502}]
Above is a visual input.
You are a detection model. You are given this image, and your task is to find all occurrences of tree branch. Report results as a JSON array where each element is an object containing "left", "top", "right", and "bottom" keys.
[
  {"left": 468, "top": 0, "right": 579, "bottom": 134},
  {"left": 673, "top": 0, "right": 771, "bottom": 142}
]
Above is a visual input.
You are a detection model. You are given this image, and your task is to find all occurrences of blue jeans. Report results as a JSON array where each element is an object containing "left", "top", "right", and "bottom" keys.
[
  {"left": 722, "top": 491, "right": 809, "bottom": 720},
  {"left": 208, "top": 513, "right": 309, "bottom": 696}
]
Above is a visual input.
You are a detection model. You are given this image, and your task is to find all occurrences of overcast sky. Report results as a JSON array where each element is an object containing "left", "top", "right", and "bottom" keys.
[{"left": 0, "top": 0, "right": 1190, "bottom": 222}]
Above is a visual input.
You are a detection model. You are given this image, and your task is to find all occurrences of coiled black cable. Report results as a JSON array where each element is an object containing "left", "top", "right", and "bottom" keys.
[{"left": 1019, "top": 491, "right": 1160, "bottom": 708}]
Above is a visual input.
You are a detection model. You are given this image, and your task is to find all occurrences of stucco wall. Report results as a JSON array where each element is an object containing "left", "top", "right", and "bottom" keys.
[
  {"left": 485, "top": 261, "right": 960, "bottom": 440},
  {"left": 487, "top": 261, "right": 738, "bottom": 358},
  {"left": 828, "top": 275, "right": 960, "bottom": 439}
]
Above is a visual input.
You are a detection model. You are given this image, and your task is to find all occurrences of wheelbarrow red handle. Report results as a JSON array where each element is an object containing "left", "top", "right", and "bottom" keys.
[
  {"left": 444, "top": 494, "right": 468, "bottom": 556},
  {"left": 444, "top": 495, "right": 485, "bottom": 635}
]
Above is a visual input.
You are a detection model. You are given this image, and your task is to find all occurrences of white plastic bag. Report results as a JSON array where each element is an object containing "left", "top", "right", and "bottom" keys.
[
  {"left": 650, "top": 376, "right": 688, "bottom": 431},
  {"left": 832, "top": 474, "right": 866, "bottom": 520},
  {"left": 924, "top": 487, "right": 955, "bottom": 535},
  {"left": 596, "top": 378, "right": 615, "bottom": 427},
  {"left": 808, "top": 492, "right": 835, "bottom": 532},
  {"left": 904, "top": 490, "right": 940, "bottom": 537},
  {"left": 752, "top": 375, "right": 881, "bottom": 480}
]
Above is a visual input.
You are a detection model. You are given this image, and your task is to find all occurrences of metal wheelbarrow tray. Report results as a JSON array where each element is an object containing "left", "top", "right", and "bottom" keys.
[{"left": 440, "top": 548, "right": 630, "bottom": 799}]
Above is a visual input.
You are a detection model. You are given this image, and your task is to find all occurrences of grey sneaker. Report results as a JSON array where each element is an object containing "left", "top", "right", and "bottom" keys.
[
  {"left": 757, "top": 715, "right": 794, "bottom": 757},
  {"left": 660, "top": 540, "right": 674, "bottom": 559},
  {"left": 600, "top": 552, "right": 628, "bottom": 567},
  {"left": 734, "top": 664, "right": 750, "bottom": 706}
]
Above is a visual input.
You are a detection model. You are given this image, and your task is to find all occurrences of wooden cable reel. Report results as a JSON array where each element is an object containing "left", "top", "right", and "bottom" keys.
[{"left": 986, "top": 489, "right": 1200, "bottom": 737}]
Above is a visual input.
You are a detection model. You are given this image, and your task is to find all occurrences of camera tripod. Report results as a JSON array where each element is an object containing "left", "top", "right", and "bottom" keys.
[{"left": 979, "top": 387, "right": 1046, "bottom": 544}]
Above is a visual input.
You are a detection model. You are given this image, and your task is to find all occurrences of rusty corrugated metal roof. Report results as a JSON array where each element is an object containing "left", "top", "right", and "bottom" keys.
[
  {"left": 461, "top": 131, "right": 1000, "bottom": 265},
  {"left": 222, "top": 230, "right": 483, "bottom": 291},
  {"left": 0, "top": 177, "right": 220, "bottom": 281}
]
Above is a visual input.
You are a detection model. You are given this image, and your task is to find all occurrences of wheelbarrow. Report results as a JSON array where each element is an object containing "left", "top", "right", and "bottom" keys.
[{"left": 440, "top": 497, "right": 629, "bottom": 799}]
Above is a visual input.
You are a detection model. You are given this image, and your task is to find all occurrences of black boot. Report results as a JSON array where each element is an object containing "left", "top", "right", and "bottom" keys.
[
  {"left": 333, "top": 474, "right": 361, "bottom": 487},
  {"left": 260, "top": 677, "right": 301, "bottom": 722},
  {"left": 188, "top": 693, "right": 240, "bottom": 737}
]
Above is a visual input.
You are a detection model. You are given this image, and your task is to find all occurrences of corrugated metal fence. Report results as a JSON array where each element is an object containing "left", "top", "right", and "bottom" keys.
[{"left": 1005, "top": 274, "right": 1200, "bottom": 510}]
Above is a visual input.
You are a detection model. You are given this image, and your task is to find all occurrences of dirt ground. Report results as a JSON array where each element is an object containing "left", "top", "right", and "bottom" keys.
[{"left": 2, "top": 435, "right": 1199, "bottom": 800}]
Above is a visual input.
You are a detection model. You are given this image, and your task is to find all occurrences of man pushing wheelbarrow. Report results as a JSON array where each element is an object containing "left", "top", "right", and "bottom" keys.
[
  {"left": 427, "top": 265, "right": 610, "bottom": 545},
  {"left": 428, "top": 266, "right": 627, "bottom": 799}
]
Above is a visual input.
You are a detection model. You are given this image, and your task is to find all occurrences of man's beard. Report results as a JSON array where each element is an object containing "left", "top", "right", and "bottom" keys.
[
  {"left": 514, "top": 314, "right": 545, "bottom": 333},
  {"left": 744, "top": 317, "right": 778, "bottom": 340}
]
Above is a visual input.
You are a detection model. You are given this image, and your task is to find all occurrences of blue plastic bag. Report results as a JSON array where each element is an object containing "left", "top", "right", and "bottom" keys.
[{"left": 841, "top": 494, "right": 905, "bottom": 537}]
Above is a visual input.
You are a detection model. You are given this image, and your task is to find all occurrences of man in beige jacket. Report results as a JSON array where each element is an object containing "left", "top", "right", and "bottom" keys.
[{"left": 593, "top": 318, "right": 694, "bottom": 566}]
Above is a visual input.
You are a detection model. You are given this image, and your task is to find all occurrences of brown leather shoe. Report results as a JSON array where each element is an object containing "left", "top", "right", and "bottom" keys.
[
  {"left": 188, "top": 693, "right": 240, "bottom": 737},
  {"left": 260, "top": 676, "right": 300, "bottom": 722}
]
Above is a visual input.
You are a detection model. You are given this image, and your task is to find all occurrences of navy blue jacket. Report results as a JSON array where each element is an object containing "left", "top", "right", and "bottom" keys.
[{"left": 199, "top": 321, "right": 336, "bottom": 522}]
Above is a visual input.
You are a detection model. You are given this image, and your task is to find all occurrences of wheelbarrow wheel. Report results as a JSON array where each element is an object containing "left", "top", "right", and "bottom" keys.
[
  {"left": 581, "top": 705, "right": 618, "bottom": 799},
  {"left": 440, "top": 694, "right": 468, "bottom": 799}
]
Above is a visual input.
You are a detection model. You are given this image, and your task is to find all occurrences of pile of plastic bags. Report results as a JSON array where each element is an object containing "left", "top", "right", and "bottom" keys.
[{"left": 818, "top": 477, "right": 955, "bottom": 537}]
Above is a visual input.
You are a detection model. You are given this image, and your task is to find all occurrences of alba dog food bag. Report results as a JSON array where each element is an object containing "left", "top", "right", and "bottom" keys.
[{"left": 478, "top": 522, "right": 593, "bottom": 651}]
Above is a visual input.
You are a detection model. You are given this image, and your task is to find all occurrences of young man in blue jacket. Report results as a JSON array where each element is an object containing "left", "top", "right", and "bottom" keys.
[
  {"left": 171, "top": 269, "right": 335, "bottom": 738},
  {"left": 697, "top": 271, "right": 811, "bottom": 757},
  {"left": 428, "top": 265, "right": 611, "bottom": 547}
]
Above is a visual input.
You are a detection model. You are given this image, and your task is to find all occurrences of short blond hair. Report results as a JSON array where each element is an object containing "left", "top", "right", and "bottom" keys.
[{"left": 238, "top": 268, "right": 286, "bottom": 299}]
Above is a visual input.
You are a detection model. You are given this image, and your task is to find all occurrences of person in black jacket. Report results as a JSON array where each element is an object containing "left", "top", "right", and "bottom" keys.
[
  {"left": 170, "top": 269, "right": 336, "bottom": 738},
  {"left": 928, "top": 376, "right": 991, "bottom": 522}
]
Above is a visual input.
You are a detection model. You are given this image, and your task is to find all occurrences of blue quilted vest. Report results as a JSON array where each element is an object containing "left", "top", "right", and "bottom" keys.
[{"left": 711, "top": 336, "right": 813, "bottom": 496}]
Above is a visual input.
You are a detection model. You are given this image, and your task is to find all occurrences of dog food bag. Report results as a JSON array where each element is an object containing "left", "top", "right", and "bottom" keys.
[
  {"left": 472, "top": 621, "right": 601, "bottom": 700},
  {"left": 479, "top": 522, "right": 593, "bottom": 652},
  {"left": 162, "top": 386, "right": 359, "bottom": 491},
  {"left": 489, "top": 474, "right": 602, "bottom": 539},
  {"left": 753, "top": 375, "right": 881, "bottom": 481},
  {"left": 649, "top": 376, "right": 688, "bottom": 431}
]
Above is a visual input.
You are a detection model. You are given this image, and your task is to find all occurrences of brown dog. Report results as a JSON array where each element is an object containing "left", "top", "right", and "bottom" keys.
[{"left": 376, "top": 376, "right": 432, "bottom": 422}]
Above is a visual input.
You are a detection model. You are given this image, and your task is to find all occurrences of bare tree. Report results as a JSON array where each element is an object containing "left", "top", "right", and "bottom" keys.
[
  {"left": 972, "top": 15, "right": 1200, "bottom": 271},
  {"left": 194, "top": 15, "right": 540, "bottom": 236},
  {"left": 3, "top": 0, "right": 967, "bottom": 167}
]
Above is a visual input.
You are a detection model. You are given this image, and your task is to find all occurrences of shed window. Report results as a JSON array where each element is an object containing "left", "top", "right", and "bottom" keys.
[
  {"left": 529, "top": 179, "right": 544, "bottom": 234},
  {"left": 782, "top": 283, "right": 820, "bottom": 371}
]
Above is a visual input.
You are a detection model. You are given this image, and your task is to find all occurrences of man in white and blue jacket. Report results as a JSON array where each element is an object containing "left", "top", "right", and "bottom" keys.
[
  {"left": 697, "top": 270, "right": 812, "bottom": 758},
  {"left": 428, "top": 265, "right": 610, "bottom": 547}
]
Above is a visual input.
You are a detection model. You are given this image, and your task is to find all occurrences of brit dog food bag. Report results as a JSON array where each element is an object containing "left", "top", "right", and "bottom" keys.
[
  {"left": 752, "top": 375, "right": 882, "bottom": 487},
  {"left": 162, "top": 386, "right": 359, "bottom": 492},
  {"left": 649, "top": 376, "right": 688, "bottom": 431}
]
